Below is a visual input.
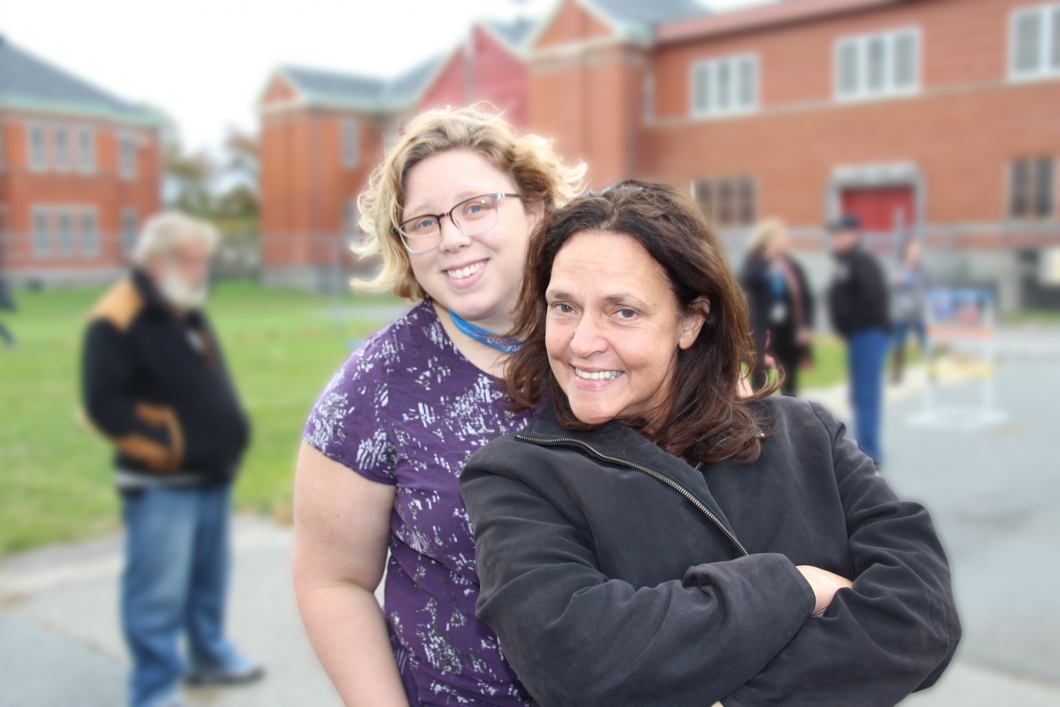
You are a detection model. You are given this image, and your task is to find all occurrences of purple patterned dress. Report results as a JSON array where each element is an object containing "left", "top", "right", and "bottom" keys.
[{"left": 304, "top": 300, "right": 532, "bottom": 707}]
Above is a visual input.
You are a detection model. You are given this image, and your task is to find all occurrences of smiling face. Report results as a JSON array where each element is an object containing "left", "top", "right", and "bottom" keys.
[
  {"left": 545, "top": 231, "right": 706, "bottom": 428},
  {"left": 402, "top": 149, "right": 540, "bottom": 331}
]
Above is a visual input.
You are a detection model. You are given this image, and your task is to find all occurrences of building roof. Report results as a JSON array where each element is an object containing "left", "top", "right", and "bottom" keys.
[
  {"left": 277, "top": 54, "right": 445, "bottom": 113},
  {"left": 656, "top": 0, "right": 903, "bottom": 44},
  {"left": 528, "top": 0, "right": 710, "bottom": 49},
  {"left": 0, "top": 35, "right": 159, "bottom": 123},
  {"left": 484, "top": 16, "right": 538, "bottom": 51},
  {"left": 592, "top": 0, "right": 709, "bottom": 26}
]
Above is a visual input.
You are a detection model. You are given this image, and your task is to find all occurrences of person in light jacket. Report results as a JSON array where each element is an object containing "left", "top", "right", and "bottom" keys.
[{"left": 460, "top": 181, "right": 960, "bottom": 707}]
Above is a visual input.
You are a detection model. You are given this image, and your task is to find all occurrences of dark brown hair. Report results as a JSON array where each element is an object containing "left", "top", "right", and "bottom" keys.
[{"left": 505, "top": 180, "right": 775, "bottom": 464}]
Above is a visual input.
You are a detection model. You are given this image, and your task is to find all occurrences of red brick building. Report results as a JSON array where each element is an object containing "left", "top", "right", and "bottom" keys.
[
  {"left": 528, "top": 0, "right": 1060, "bottom": 309},
  {"left": 257, "top": 18, "right": 534, "bottom": 289},
  {"left": 0, "top": 36, "right": 163, "bottom": 286}
]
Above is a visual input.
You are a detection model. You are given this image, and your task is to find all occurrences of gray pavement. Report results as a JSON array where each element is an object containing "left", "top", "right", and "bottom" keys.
[{"left": 1, "top": 325, "right": 1058, "bottom": 706}]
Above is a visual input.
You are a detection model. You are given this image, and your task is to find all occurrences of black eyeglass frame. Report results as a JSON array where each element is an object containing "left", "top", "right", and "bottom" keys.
[{"left": 392, "top": 192, "right": 521, "bottom": 254}]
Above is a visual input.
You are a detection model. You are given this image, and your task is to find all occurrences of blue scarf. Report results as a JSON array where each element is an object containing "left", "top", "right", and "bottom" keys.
[{"left": 448, "top": 310, "right": 522, "bottom": 354}]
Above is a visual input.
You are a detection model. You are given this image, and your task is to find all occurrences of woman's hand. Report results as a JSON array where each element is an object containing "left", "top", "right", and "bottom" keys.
[{"left": 796, "top": 565, "right": 854, "bottom": 617}]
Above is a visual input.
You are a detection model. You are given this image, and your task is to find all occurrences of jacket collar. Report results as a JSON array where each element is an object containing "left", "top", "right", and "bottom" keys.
[
  {"left": 131, "top": 267, "right": 206, "bottom": 329},
  {"left": 517, "top": 404, "right": 738, "bottom": 542}
]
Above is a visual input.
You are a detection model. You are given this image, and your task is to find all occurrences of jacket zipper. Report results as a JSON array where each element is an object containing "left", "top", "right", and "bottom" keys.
[{"left": 515, "top": 434, "right": 749, "bottom": 557}]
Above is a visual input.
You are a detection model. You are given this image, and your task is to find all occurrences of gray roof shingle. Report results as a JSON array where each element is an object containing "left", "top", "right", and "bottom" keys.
[
  {"left": 0, "top": 35, "right": 158, "bottom": 123},
  {"left": 280, "top": 53, "right": 444, "bottom": 113},
  {"left": 485, "top": 16, "right": 537, "bottom": 50},
  {"left": 592, "top": 0, "right": 709, "bottom": 25}
]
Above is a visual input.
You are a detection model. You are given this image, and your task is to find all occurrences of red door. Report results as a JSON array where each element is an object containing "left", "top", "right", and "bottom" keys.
[{"left": 840, "top": 187, "right": 915, "bottom": 232}]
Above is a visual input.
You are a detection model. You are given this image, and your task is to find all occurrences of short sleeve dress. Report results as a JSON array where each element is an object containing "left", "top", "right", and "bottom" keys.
[{"left": 303, "top": 300, "right": 532, "bottom": 707}]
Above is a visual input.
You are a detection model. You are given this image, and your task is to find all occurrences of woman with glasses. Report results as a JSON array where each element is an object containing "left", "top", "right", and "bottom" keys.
[{"left": 293, "top": 107, "right": 585, "bottom": 707}]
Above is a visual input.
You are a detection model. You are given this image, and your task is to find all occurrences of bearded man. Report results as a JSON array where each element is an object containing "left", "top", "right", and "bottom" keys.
[{"left": 81, "top": 213, "right": 261, "bottom": 707}]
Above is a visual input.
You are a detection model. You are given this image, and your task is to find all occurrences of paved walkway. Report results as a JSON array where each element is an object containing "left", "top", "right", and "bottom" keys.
[{"left": 2, "top": 326, "right": 1058, "bottom": 706}]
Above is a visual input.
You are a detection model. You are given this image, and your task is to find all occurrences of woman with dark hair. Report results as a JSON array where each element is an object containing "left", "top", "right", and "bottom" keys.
[{"left": 460, "top": 181, "right": 960, "bottom": 707}]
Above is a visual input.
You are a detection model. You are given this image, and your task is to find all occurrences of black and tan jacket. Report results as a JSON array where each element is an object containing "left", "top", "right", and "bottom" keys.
[{"left": 81, "top": 269, "right": 249, "bottom": 486}]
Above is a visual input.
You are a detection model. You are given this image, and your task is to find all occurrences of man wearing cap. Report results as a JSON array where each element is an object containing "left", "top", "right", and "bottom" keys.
[
  {"left": 81, "top": 212, "right": 262, "bottom": 707},
  {"left": 827, "top": 214, "right": 890, "bottom": 467}
]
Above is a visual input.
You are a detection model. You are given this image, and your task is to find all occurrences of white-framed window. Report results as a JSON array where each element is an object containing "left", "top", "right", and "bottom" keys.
[
  {"left": 1010, "top": 4, "right": 1060, "bottom": 79},
  {"left": 835, "top": 28, "right": 920, "bottom": 100},
  {"left": 121, "top": 209, "right": 139, "bottom": 256},
  {"left": 81, "top": 210, "right": 99, "bottom": 257},
  {"left": 1009, "top": 156, "right": 1055, "bottom": 220},
  {"left": 28, "top": 122, "right": 47, "bottom": 170},
  {"left": 32, "top": 209, "right": 51, "bottom": 257},
  {"left": 343, "top": 198, "right": 359, "bottom": 235},
  {"left": 77, "top": 126, "right": 95, "bottom": 173},
  {"left": 691, "top": 176, "right": 757, "bottom": 228},
  {"left": 54, "top": 125, "right": 70, "bottom": 171},
  {"left": 119, "top": 133, "right": 137, "bottom": 179},
  {"left": 342, "top": 119, "right": 359, "bottom": 169},
  {"left": 691, "top": 54, "right": 759, "bottom": 117},
  {"left": 57, "top": 211, "right": 74, "bottom": 256}
]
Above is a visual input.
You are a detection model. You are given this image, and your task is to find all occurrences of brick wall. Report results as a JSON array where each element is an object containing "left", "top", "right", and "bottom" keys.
[{"left": 0, "top": 112, "right": 160, "bottom": 284}]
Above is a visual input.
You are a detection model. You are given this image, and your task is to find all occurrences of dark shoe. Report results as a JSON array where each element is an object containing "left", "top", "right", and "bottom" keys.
[{"left": 184, "top": 656, "right": 264, "bottom": 687}]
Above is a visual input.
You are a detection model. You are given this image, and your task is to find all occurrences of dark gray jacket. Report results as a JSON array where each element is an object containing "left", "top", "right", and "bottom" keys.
[{"left": 460, "top": 396, "right": 959, "bottom": 707}]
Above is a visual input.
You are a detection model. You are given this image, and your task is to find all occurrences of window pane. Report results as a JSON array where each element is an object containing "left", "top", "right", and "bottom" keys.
[
  {"left": 79, "top": 127, "right": 95, "bottom": 172},
  {"left": 717, "top": 61, "right": 731, "bottom": 111},
  {"left": 738, "top": 179, "right": 756, "bottom": 225},
  {"left": 1034, "top": 158, "right": 1054, "bottom": 218},
  {"left": 122, "top": 211, "right": 139, "bottom": 255},
  {"left": 1010, "top": 160, "right": 1029, "bottom": 218},
  {"left": 54, "top": 126, "right": 69, "bottom": 169},
  {"left": 693, "top": 64, "right": 712, "bottom": 114},
  {"left": 29, "top": 124, "right": 46, "bottom": 169},
  {"left": 693, "top": 179, "right": 712, "bottom": 218},
  {"left": 737, "top": 57, "right": 757, "bottom": 108},
  {"left": 81, "top": 212, "right": 99, "bottom": 256},
  {"left": 1014, "top": 11, "right": 1043, "bottom": 74},
  {"left": 343, "top": 120, "right": 359, "bottom": 168},
  {"left": 1052, "top": 7, "right": 1060, "bottom": 69},
  {"left": 120, "top": 136, "right": 136, "bottom": 178},
  {"left": 717, "top": 180, "right": 734, "bottom": 225},
  {"left": 893, "top": 32, "right": 917, "bottom": 89},
  {"left": 58, "top": 212, "right": 74, "bottom": 255},
  {"left": 838, "top": 41, "right": 860, "bottom": 96},
  {"left": 33, "top": 212, "right": 50, "bottom": 256},
  {"left": 867, "top": 36, "right": 887, "bottom": 92}
]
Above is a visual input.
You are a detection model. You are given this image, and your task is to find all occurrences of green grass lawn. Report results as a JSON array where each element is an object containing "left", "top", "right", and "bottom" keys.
[
  {"left": 0, "top": 281, "right": 855, "bottom": 557},
  {"left": 0, "top": 281, "right": 404, "bottom": 556}
]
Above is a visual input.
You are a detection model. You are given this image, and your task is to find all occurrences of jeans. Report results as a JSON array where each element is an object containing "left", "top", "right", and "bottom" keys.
[
  {"left": 121, "top": 483, "right": 239, "bottom": 707},
  {"left": 892, "top": 319, "right": 926, "bottom": 352},
  {"left": 847, "top": 328, "right": 889, "bottom": 464}
]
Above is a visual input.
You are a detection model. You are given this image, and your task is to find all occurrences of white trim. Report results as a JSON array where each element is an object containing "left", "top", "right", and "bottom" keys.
[
  {"left": 53, "top": 124, "right": 72, "bottom": 173},
  {"left": 1008, "top": 3, "right": 1060, "bottom": 81},
  {"left": 833, "top": 26, "right": 922, "bottom": 102},
  {"left": 689, "top": 53, "right": 760, "bottom": 118},
  {"left": 525, "top": 0, "right": 626, "bottom": 53}
]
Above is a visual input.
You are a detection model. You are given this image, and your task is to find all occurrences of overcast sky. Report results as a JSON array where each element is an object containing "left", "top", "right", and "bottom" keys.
[{"left": 1, "top": 0, "right": 765, "bottom": 153}]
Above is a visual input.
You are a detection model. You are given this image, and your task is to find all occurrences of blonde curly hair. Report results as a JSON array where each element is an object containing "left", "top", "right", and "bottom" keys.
[{"left": 355, "top": 106, "right": 586, "bottom": 301}]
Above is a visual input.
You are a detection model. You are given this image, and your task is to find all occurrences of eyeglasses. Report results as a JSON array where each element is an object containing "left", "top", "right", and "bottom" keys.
[{"left": 394, "top": 193, "right": 520, "bottom": 254}]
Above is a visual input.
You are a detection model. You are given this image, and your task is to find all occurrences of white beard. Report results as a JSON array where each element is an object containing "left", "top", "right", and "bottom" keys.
[{"left": 158, "top": 267, "right": 208, "bottom": 311}]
